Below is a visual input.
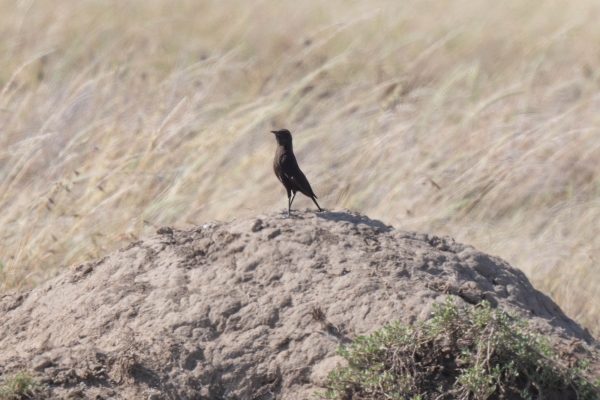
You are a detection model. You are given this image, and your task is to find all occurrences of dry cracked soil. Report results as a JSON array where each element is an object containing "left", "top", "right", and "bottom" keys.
[{"left": 0, "top": 210, "right": 597, "bottom": 399}]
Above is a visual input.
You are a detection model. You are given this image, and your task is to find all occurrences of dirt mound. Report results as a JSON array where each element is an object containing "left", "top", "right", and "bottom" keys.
[{"left": 0, "top": 210, "right": 595, "bottom": 399}]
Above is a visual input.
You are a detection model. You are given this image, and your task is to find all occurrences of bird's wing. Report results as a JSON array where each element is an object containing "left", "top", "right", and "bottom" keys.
[
  {"left": 282, "top": 156, "right": 317, "bottom": 198},
  {"left": 275, "top": 170, "right": 284, "bottom": 184}
]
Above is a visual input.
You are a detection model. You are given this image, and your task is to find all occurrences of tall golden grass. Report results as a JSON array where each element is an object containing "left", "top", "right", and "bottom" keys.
[{"left": 1, "top": 0, "right": 600, "bottom": 335}]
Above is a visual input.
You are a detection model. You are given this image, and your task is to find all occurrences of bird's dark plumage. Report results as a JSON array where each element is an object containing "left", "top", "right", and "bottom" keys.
[{"left": 271, "top": 129, "right": 322, "bottom": 217}]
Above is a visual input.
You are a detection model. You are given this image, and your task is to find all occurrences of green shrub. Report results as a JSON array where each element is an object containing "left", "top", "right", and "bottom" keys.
[
  {"left": 0, "top": 371, "right": 47, "bottom": 400},
  {"left": 323, "top": 297, "right": 599, "bottom": 400}
]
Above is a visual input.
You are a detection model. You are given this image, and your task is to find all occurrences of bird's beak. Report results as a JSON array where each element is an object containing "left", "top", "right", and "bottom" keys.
[{"left": 270, "top": 131, "right": 278, "bottom": 134}]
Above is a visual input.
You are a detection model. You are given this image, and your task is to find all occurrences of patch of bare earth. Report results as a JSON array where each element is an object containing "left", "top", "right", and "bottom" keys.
[{"left": 0, "top": 210, "right": 596, "bottom": 399}]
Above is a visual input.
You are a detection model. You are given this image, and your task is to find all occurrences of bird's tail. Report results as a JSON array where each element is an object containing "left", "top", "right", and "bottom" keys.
[{"left": 312, "top": 196, "right": 323, "bottom": 212}]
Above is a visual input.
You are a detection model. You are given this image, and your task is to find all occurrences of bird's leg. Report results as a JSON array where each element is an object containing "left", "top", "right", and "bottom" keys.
[
  {"left": 288, "top": 192, "right": 297, "bottom": 218},
  {"left": 311, "top": 196, "right": 323, "bottom": 212},
  {"left": 285, "top": 190, "right": 292, "bottom": 218}
]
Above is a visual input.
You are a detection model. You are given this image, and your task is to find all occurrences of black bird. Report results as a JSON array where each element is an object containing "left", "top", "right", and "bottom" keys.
[{"left": 271, "top": 129, "right": 322, "bottom": 217}]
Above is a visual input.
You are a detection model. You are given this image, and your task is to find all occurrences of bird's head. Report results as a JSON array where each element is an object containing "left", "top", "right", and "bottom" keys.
[{"left": 271, "top": 129, "right": 293, "bottom": 146}]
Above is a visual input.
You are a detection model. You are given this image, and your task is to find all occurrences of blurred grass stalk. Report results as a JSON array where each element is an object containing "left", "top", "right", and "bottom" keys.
[{"left": 1, "top": 0, "right": 600, "bottom": 335}]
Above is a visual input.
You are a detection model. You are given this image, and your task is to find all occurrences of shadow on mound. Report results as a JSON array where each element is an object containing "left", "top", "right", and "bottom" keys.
[{"left": 317, "top": 209, "right": 392, "bottom": 232}]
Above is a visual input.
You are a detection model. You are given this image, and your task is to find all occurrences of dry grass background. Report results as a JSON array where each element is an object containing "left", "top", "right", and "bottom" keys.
[{"left": 1, "top": 0, "right": 600, "bottom": 335}]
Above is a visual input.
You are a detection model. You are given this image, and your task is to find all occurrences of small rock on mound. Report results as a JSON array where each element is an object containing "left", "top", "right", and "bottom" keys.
[{"left": 0, "top": 210, "right": 594, "bottom": 399}]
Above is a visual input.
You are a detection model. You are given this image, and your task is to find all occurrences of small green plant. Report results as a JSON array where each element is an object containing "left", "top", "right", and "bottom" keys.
[
  {"left": 323, "top": 297, "right": 599, "bottom": 399},
  {"left": 0, "top": 371, "right": 47, "bottom": 400}
]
